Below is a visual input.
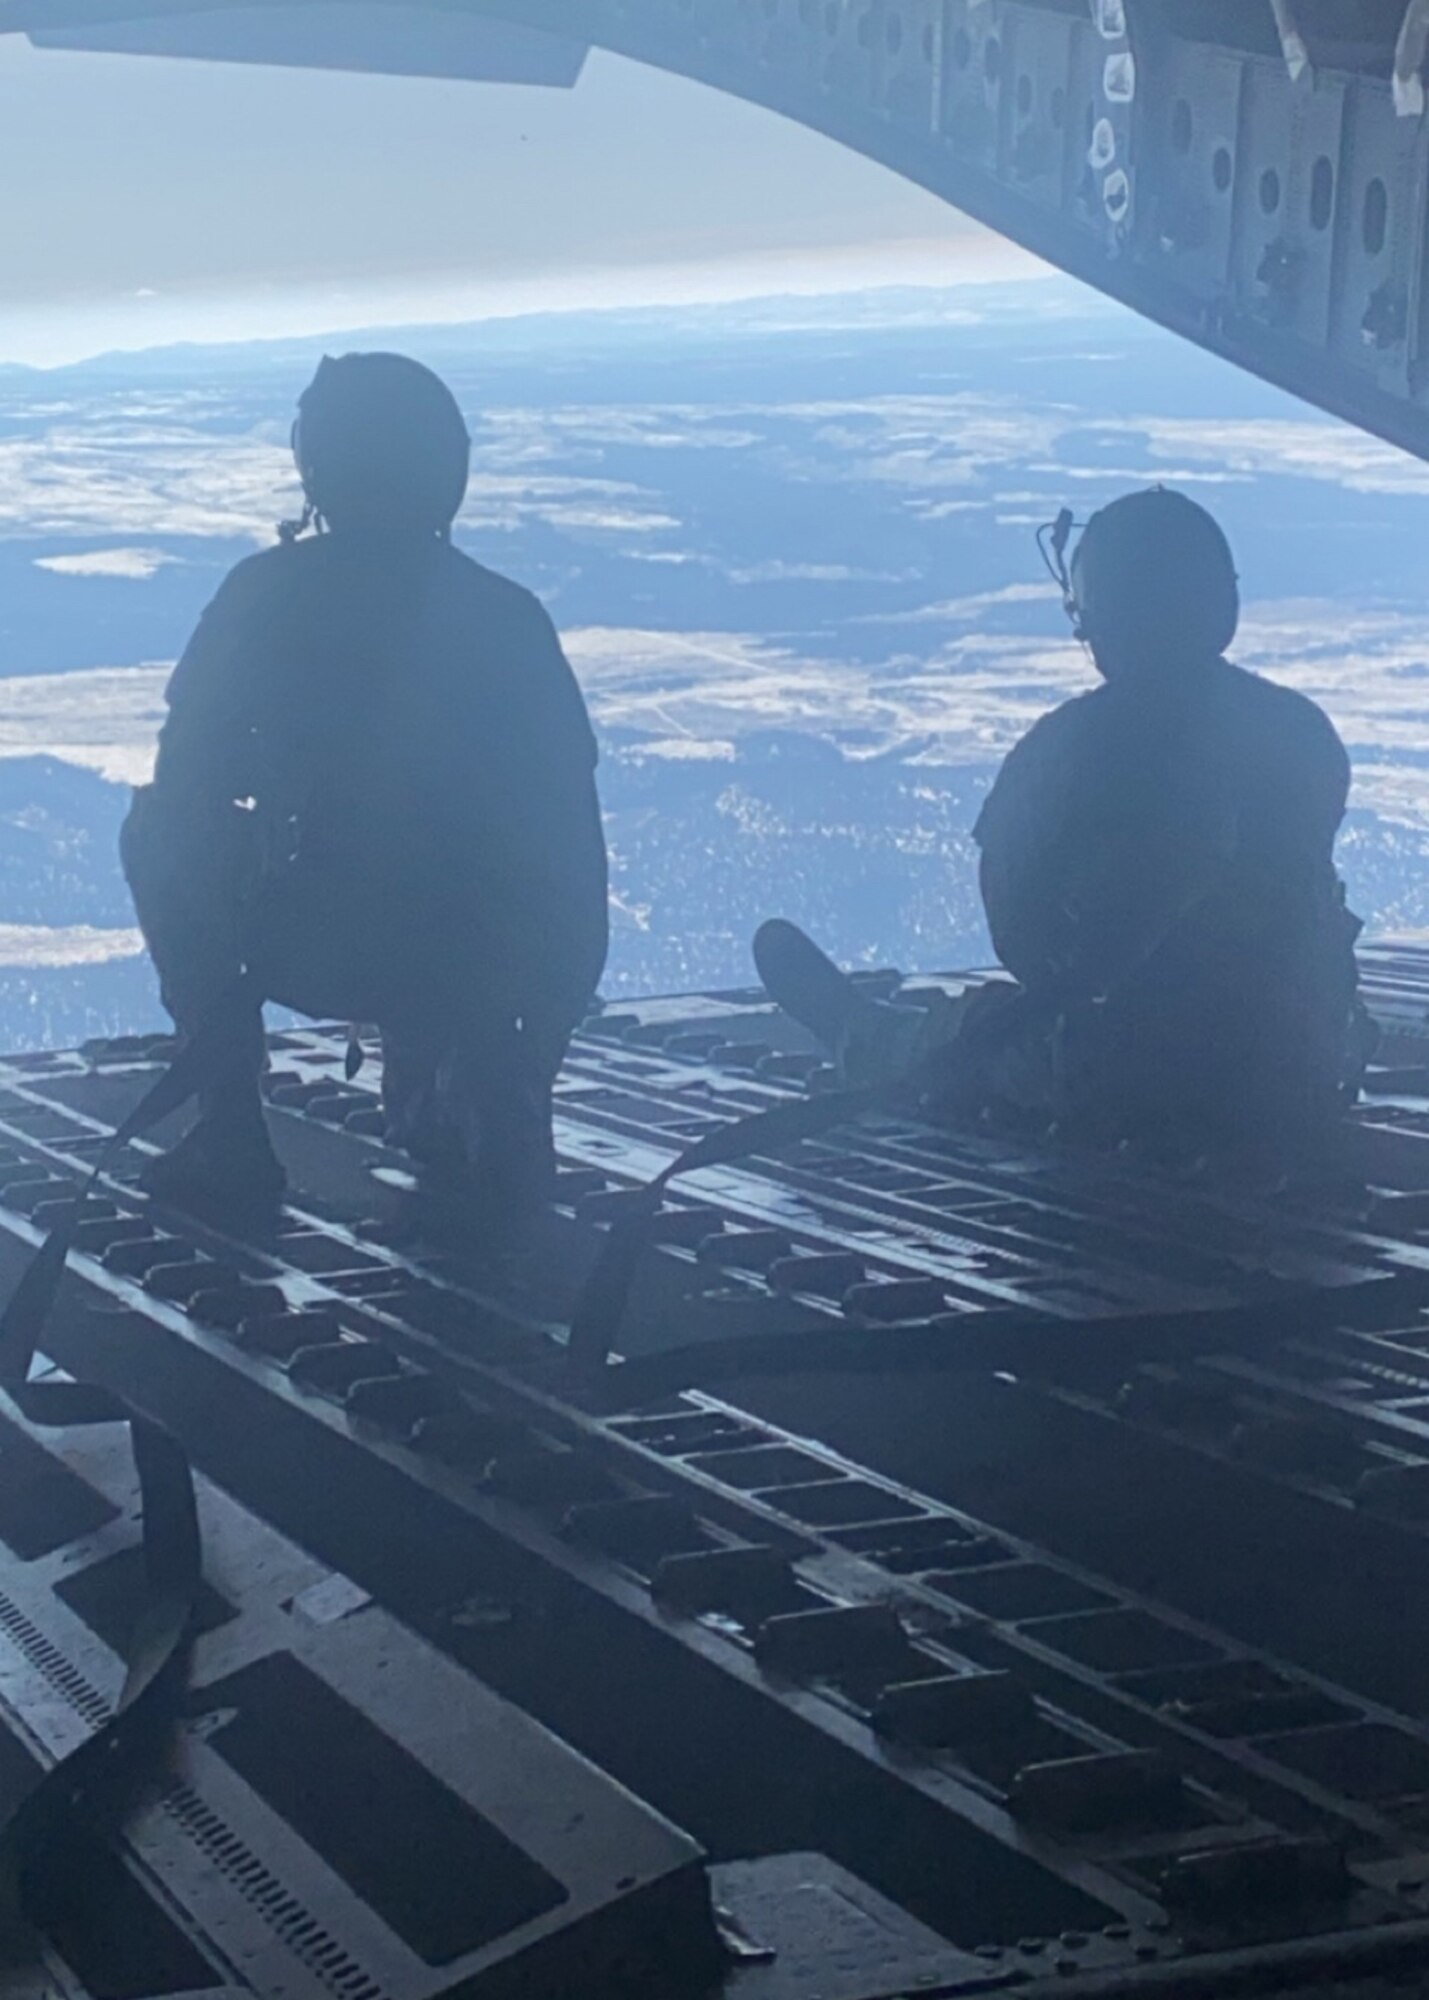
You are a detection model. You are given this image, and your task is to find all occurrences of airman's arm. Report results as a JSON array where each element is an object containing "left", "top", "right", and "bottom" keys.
[
  {"left": 452, "top": 591, "right": 609, "bottom": 1029},
  {"left": 151, "top": 567, "right": 264, "bottom": 814},
  {"left": 974, "top": 708, "right": 1084, "bottom": 994}
]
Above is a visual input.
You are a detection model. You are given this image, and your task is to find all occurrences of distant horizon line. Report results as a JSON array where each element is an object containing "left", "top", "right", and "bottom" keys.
[{"left": 0, "top": 232, "right": 1085, "bottom": 372}]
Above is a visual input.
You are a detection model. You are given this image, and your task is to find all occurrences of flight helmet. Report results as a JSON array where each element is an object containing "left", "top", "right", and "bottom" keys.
[
  {"left": 1067, "top": 486, "right": 1240, "bottom": 673},
  {"left": 290, "top": 352, "right": 471, "bottom": 538}
]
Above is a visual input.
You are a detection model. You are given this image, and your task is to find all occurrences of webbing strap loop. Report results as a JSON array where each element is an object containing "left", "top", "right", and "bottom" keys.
[{"left": 566, "top": 1080, "right": 883, "bottom": 1374}]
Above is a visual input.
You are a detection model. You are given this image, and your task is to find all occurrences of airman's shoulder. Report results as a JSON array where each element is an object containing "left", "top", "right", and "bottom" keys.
[
  {"left": 443, "top": 545, "right": 552, "bottom": 629},
  {"left": 200, "top": 538, "right": 312, "bottom": 617},
  {"left": 1007, "top": 688, "right": 1106, "bottom": 761},
  {"left": 1223, "top": 659, "right": 1347, "bottom": 762}
]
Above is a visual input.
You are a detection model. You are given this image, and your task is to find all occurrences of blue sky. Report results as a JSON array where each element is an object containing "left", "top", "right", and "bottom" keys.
[{"left": 0, "top": 34, "right": 1038, "bottom": 363}]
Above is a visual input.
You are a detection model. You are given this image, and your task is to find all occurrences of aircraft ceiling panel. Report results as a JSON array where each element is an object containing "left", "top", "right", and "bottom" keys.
[{"left": 28, "top": 3, "right": 589, "bottom": 88}]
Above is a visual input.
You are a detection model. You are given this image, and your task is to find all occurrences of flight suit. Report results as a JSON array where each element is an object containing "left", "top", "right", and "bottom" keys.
[
  {"left": 122, "top": 531, "right": 609, "bottom": 1187},
  {"left": 969, "top": 654, "right": 1366, "bottom": 1150}
]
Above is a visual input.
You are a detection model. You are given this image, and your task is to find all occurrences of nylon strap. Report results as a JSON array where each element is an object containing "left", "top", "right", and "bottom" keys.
[
  {"left": 0, "top": 1000, "right": 240, "bottom": 1928},
  {"left": 565, "top": 1062, "right": 1429, "bottom": 1406},
  {"left": 568, "top": 1078, "right": 894, "bottom": 1373},
  {"left": 585, "top": 1268, "right": 1429, "bottom": 1409}
]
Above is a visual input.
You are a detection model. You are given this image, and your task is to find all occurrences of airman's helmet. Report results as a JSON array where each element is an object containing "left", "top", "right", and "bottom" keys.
[
  {"left": 1071, "top": 486, "right": 1240, "bottom": 663},
  {"left": 292, "top": 352, "right": 470, "bottom": 536}
]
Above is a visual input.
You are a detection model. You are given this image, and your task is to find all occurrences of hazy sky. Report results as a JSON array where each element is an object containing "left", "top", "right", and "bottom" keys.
[{"left": 0, "top": 31, "right": 1035, "bottom": 363}]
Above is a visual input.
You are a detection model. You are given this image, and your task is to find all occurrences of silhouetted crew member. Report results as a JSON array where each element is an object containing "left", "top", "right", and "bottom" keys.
[
  {"left": 122, "top": 353, "right": 608, "bottom": 1208},
  {"left": 756, "top": 489, "right": 1364, "bottom": 1156},
  {"left": 971, "top": 486, "right": 1364, "bottom": 1149}
]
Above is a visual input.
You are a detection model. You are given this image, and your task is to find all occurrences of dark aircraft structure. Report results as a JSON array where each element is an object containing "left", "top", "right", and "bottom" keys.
[
  {"left": 11, "top": 0, "right": 1429, "bottom": 456},
  {"left": 4, "top": 5, "right": 1429, "bottom": 1999}
]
